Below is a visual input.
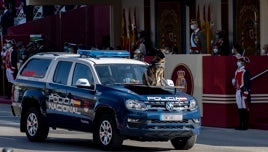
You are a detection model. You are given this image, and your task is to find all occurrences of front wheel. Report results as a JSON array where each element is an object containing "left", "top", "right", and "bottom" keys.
[
  {"left": 24, "top": 108, "right": 49, "bottom": 142},
  {"left": 93, "top": 114, "right": 123, "bottom": 150},
  {"left": 171, "top": 135, "right": 197, "bottom": 150}
]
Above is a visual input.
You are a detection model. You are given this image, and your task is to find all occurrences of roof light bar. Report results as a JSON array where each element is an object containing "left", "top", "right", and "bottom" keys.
[{"left": 77, "top": 49, "right": 130, "bottom": 58}]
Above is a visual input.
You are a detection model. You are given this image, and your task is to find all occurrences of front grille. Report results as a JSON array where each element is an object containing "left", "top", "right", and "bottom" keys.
[
  {"left": 145, "top": 120, "right": 194, "bottom": 130},
  {"left": 145, "top": 101, "right": 190, "bottom": 111},
  {"left": 146, "top": 125, "right": 185, "bottom": 129},
  {"left": 145, "top": 125, "right": 194, "bottom": 130},
  {"left": 127, "top": 118, "right": 194, "bottom": 130}
]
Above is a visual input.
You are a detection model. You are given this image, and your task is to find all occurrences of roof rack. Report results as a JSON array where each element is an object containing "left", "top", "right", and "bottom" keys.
[{"left": 77, "top": 49, "right": 130, "bottom": 58}]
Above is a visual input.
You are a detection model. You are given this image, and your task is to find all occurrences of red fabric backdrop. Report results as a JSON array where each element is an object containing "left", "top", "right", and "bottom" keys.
[{"left": 8, "top": 5, "right": 110, "bottom": 51}]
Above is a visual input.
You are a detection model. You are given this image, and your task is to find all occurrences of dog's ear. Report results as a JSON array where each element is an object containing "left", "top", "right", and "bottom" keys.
[{"left": 156, "top": 50, "right": 165, "bottom": 59}]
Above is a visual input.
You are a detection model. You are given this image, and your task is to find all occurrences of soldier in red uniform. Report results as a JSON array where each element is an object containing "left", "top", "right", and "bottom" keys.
[
  {"left": 232, "top": 56, "right": 251, "bottom": 130},
  {"left": 2, "top": 39, "right": 17, "bottom": 99}
]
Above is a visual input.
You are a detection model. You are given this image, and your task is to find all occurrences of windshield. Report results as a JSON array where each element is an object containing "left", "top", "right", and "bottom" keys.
[{"left": 95, "top": 64, "right": 147, "bottom": 85}]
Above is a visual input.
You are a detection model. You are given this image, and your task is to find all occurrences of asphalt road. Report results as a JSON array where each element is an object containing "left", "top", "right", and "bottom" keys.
[{"left": 0, "top": 103, "right": 268, "bottom": 152}]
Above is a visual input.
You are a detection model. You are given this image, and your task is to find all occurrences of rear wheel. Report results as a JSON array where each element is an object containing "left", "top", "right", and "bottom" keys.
[
  {"left": 171, "top": 135, "right": 197, "bottom": 150},
  {"left": 93, "top": 114, "right": 123, "bottom": 150},
  {"left": 24, "top": 108, "right": 49, "bottom": 142}
]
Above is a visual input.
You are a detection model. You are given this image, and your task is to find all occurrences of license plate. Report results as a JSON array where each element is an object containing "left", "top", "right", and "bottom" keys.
[{"left": 161, "top": 114, "right": 183, "bottom": 121}]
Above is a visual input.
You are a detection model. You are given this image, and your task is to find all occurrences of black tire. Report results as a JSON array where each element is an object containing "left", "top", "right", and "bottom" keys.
[
  {"left": 24, "top": 107, "right": 49, "bottom": 142},
  {"left": 171, "top": 135, "right": 197, "bottom": 150},
  {"left": 93, "top": 114, "right": 123, "bottom": 150}
]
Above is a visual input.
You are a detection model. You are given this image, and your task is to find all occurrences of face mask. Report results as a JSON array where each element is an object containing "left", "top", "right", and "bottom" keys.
[
  {"left": 6, "top": 43, "right": 11, "bottom": 48},
  {"left": 260, "top": 49, "right": 265, "bottom": 55},
  {"left": 213, "top": 48, "right": 218, "bottom": 53},
  {"left": 190, "top": 25, "right": 196, "bottom": 30},
  {"left": 237, "top": 61, "right": 242, "bottom": 68}
]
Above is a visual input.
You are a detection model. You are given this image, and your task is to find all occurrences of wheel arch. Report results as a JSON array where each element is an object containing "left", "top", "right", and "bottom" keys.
[
  {"left": 20, "top": 90, "right": 47, "bottom": 132},
  {"left": 93, "top": 106, "right": 118, "bottom": 129}
]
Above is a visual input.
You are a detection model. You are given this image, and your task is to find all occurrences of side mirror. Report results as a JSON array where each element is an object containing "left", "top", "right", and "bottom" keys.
[{"left": 76, "top": 78, "right": 93, "bottom": 89}]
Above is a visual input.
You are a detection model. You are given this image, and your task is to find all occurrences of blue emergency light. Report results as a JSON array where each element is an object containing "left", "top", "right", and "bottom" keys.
[{"left": 77, "top": 49, "right": 130, "bottom": 58}]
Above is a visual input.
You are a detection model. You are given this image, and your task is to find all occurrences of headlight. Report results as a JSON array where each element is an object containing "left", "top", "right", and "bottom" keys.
[
  {"left": 189, "top": 99, "right": 198, "bottom": 110},
  {"left": 125, "top": 99, "right": 147, "bottom": 111}
]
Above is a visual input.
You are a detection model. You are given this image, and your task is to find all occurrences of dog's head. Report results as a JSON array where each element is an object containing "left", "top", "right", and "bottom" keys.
[{"left": 151, "top": 49, "right": 166, "bottom": 68}]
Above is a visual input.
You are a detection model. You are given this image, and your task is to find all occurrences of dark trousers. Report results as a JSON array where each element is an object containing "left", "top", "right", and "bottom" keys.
[{"left": 238, "top": 109, "right": 249, "bottom": 130}]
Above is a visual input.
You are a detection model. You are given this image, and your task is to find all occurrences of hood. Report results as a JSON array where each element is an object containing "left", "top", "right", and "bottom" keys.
[
  {"left": 97, "top": 84, "right": 191, "bottom": 97},
  {"left": 95, "top": 84, "right": 194, "bottom": 109}
]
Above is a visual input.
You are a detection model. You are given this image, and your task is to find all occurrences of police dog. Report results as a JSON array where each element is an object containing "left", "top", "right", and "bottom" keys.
[{"left": 143, "top": 50, "right": 166, "bottom": 86}]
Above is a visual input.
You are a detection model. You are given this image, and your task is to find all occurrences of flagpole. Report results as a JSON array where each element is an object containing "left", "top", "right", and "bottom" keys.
[{"left": 1, "top": 35, "right": 5, "bottom": 96}]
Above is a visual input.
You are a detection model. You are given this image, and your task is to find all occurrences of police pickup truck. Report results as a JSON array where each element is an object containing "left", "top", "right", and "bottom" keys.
[{"left": 11, "top": 50, "right": 201, "bottom": 150}]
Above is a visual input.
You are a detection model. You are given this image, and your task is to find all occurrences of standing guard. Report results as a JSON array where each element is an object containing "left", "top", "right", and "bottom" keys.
[
  {"left": 2, "top": 39, "right": 18, "bottom": 99},
  {"left": 232, "top": 56, "right": 251, "bottom": 130},
  {"left": 189, "top": 19, "right": 206, "bottom": 54}
]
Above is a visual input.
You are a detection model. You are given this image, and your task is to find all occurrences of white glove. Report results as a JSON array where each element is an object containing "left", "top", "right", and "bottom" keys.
[{"left": 232, "top": 78, "right": 236, "bottom": 86}]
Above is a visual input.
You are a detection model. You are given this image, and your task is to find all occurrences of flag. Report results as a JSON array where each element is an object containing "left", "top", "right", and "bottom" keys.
[
  {"left": 71, "top": 99, "right": 81, "bottom": 107},
  {"left": 121, "top": 8, "right": 127, "bottom": 49},
  {"left": 132, "top": 7, "right": 137, "bottom": 46},
  {"left": 201, "top": 3, "right": 206, "bottom": 32},
  {"left": 128, "top": 8, "right": 132, "bottom": 51},
  {"left": 196, "top": 3, "right": 200, "bottom": 19},
  {"left": 207, "top": 2, "right": 211, "bottom": 23},
  {"left": 201, "top": 2, "right": 207, "bottom": 53},
  {"left": 128, "top": 8, "right": 132, "bottom": 39},
  {"left": 206, "top": 3, "right": 212, "bottom": 54}
]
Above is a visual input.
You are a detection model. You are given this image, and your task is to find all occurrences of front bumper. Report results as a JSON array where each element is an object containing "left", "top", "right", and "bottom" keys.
[
  {"left": 120, "top": 125, "right": 200, "bottom": 141},
  {"left": 119, "top": 109, "right": 201, "bottom": 141}
]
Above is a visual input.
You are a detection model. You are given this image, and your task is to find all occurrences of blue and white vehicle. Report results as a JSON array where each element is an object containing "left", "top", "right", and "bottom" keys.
[{"left": 11, "top": 50, "right": 201, "bottom": 150}]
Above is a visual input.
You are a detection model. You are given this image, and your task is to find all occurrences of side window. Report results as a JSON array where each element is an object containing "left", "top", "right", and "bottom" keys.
[
  {"left": 53, "top": 61, "right": 72, "bottom": 85},
  {"left": 20, "top": 58, "right": 51, "bottom": 78},
  {"left": 72, "top": 63, "right": 93, "bottom": 86}
]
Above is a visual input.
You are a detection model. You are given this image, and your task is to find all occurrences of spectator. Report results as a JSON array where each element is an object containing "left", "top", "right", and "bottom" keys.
[
  {"left": 16, "top": 41, "right": 25, "bottom": 69},
  {"left": 24, "top": 41, "right": 35, "bottom": 61},
  {"left": 189, "top": 19, "right": 206, "bottom": 54},
  {"left": 0, "top": 2, "right": 14, "bottom": 35},
  {"left": 212, "top": 30, "right": 229, "bottom": 56},
  {"left": 68, "top": 44, "right": 78, "bottom": 53},
  {"left": 232, "top": 43, "right": 243, "bottom": 58},
  {"left": 34, "top": 39, "right": 45, "bottom": 53},
  {"left": 260, "top": 44, "right": 268, "bottom": 56},
  {"left": 133, "top": 33, "right": 146, "bottom": 61}
]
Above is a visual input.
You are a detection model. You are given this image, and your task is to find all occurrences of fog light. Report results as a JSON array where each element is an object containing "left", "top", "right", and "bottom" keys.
[{"left": 128, "top": 118, "right": 140, "bottom": 123}]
